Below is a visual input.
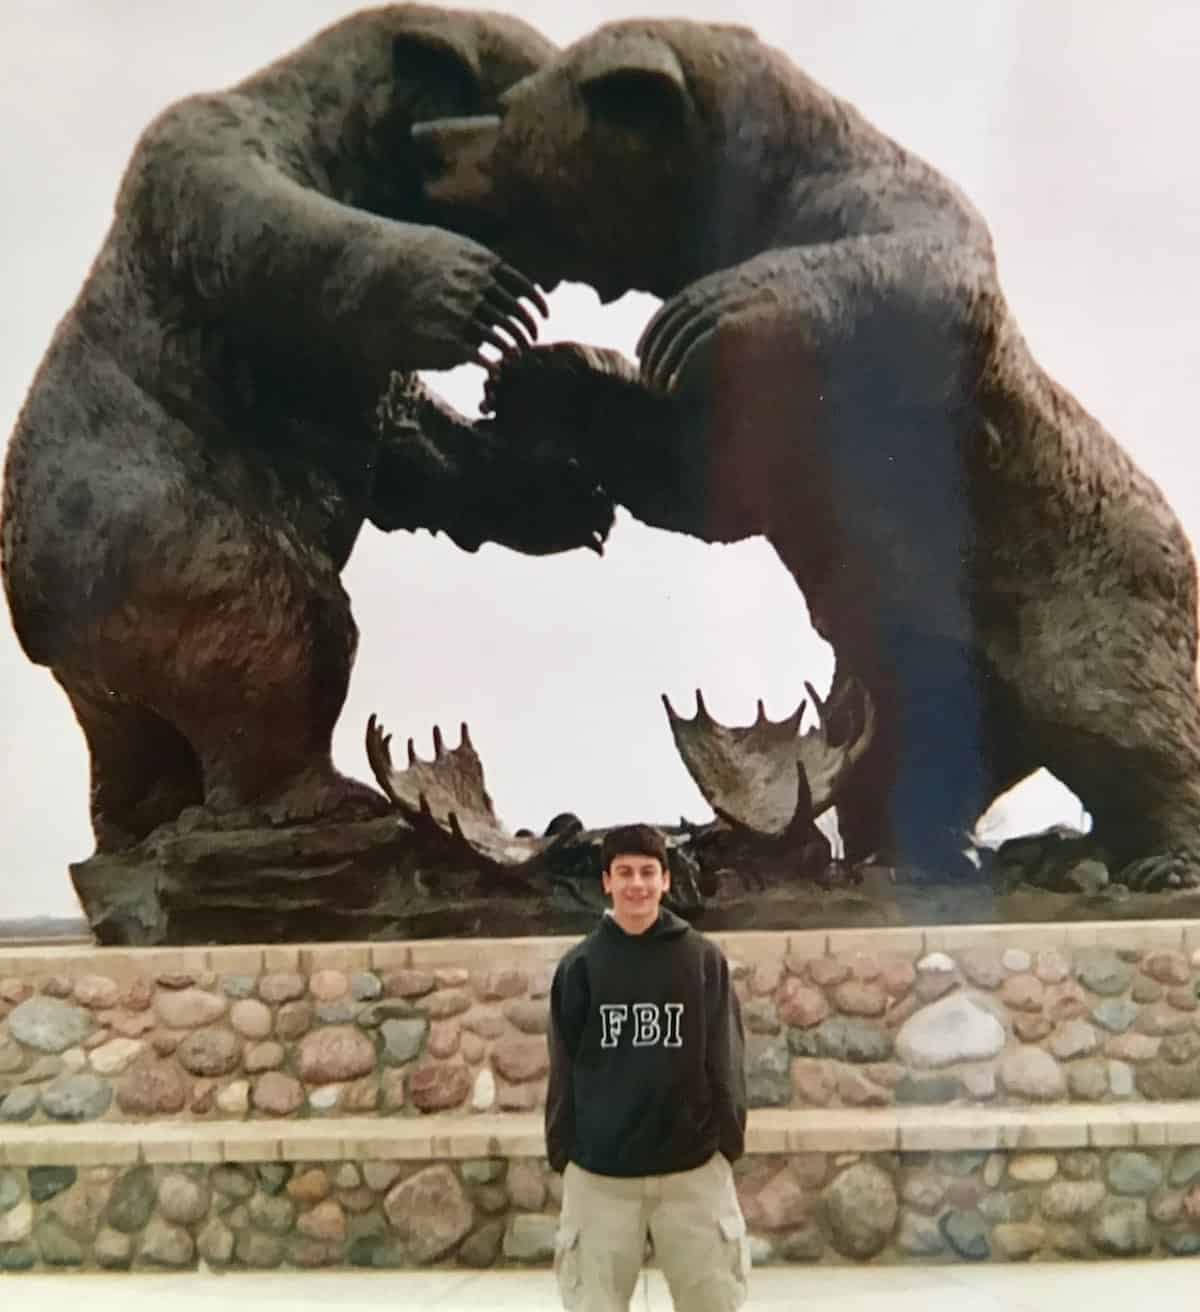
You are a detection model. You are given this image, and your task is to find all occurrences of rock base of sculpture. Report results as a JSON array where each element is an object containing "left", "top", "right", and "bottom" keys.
[{"left": 68, "top": 815, "right": 1200, "bottom": 947}]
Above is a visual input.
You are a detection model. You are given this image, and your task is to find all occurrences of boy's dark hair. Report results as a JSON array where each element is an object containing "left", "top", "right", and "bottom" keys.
[{"left": 600, "top": 823, "right": 669, "bottom": 873}]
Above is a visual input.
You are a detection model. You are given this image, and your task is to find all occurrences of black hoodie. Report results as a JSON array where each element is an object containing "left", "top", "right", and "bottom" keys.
[{"left": 545, "top": 909, "right": 747, "bottom": 1177}]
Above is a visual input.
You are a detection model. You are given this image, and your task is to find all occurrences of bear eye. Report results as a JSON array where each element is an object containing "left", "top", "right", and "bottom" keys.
[{"left": 393, "top": 33, "right": 482, "bottom": 116}]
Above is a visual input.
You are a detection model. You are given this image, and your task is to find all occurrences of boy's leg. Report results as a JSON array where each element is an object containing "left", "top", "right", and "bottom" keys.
[
  {"left": 648, "top": 1155, "right": 749, "bottom": 1312},
  {"left": 556, "top": 1163, "right": 647, "bottom": 1312}
]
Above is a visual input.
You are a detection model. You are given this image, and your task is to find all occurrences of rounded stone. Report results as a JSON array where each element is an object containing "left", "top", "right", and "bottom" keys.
[
  {"left": 88, "top": 1037, "right": 144, "bottom": 1075},
  {"left": 1107, "top": 1151, "right": 1164, "bottom": 1196},
  {"left": 73, "top": 975, "right": 120, "bottom": 1010},
  {"left": 815, "top": 1017, "right": 892, "bottom": 1063},
  {"left": 154, "top": 988, "right": 227, "bottom": 1029},
  {"left": 916, "top": 952, "right": 955, "bottom": 974},
  {"left": 1168, "top": 1147, "right": 1200, "bottom": 1188},
  {"left": 0, "top": 1087, "right": 39, "bottom": 1121},
  {"left": 252, "top": 1071, "right": 304, "bottom": 1116},
  {"left": 107, "top": 1168, "right": 156, "bottom": 1233},
  {"left": 1089, "top": 1198, "right": 1152, "bottom": 1255},
  {"left": 491, "top": 1036, "right": 549, "bottom": 1083},
  {"left": 352, "top": 972, "right": 383, "bottom": 1002},
  {"left": 310, "top": 970, "right": 349, "bottom": 1002},
  {"left": 993, "top": 1222, "right": 1044, "bottom": 1260},
  {"left": 1041, "top": 1180, "right": 1106, "bottom": 1220},
  {"left": 746, "top": 1037, "right": 792, "bottom": 1106},
  {"left": 503, "top": 999, "right": 550, "bottom": 1035},
  {"left": 502, "top": 1213, "right": 558, "bottom": 1262},
  {"left": 824, "top": 1163, "right": 898, "bottom": 1259},
  {"left": 211, "top": 1166, "right": 255, "bottom": 1198},
  {"left": 177, "top": 1026, "right": 240, "bottom": 1077},
  {"left": 408, "top": 1062, "right": 472, "bottom": 1111},
  {"left": 462, "top": 1009, "right": 506, "bottom": 1039},
  {"left": 1075, "top": 949, "right": 1133, "bottom": 996},
  {"left": 94, "top": 1226, "right": 134, "bottom": 1269},
  {"left": 287, "top": 1168, "right": 331, "bottom": 1203},
  {"left": 42, "top": 1073, "right": 112, "bottom": 1122},
  {"left": 1008, "top": 1153, "right": 1058, "bottom": 1183},
  {"left": 0, "top": 1198, "right": 33, "bottom": 1244},
  {"left": 236, "top": 1231, "right": 284, "bottom": 1268},
  {"left": 1108, "top": 1060, "right": 1135, "bottom": 1098},
  {"left": 8, "top": 997, "right": 93, "bottom": 1053},
  {"left": 958, "top": 946, "right": 1006, "bottom": 989},
  {"left": 506, "top": 1162, "right": 547, "bottom": 1212},
  {"left": 381, "top": 1018, "right": 429, "bottom": 1066},
  {"left": 1091, "top": 999, "right": 1139, "bottom": 1034},
  {"left": 776, "top": 980, "right": 829, "bottom": 1028},
  {"left": 383, "top": 1165, "right": 474, "bottom": 1262},
  {"left": 216, "top": 1079, "right": 250, "bottom": 1114},
  {"left": 383, "top": 969, "right": 435, "bottom": 998},
  {"left": 833, "top": 981, "right": 887, "bottom": 1018},
  {"left": 998, "top": 1046, "right": 1065, "bottom": 1101},
  {"left": 298, "top": 1199, "right": 346, "bottom": 1242},
  {"left": 158, "top": 1172, "right": 210, "bottom": 1225},
  {"left": 428, "top": 1021, "right": 462, "bottom": 1059},
  {"left": 1143, "top": 952, "right": 1190, "bottom": 985},
  {"left": 1034, "top": 950, "right": 1071, "bottom": 985},
  {"left": 472, "top": 1067, "right": 496, "bottom": 1111},
  {"left": 420, "top": 989, "right": 472, "bottom": 1020},
  {"left": 939, "top": 1209, "right": 990, "bottom": 1260},
  {"left": 259, "top": 972, "right": 306, "bottom": 1004},
  {"left": 894, "top": 993, "right": 1006, "bottom": 1069},
  {"left": 1049, "top": 1020, "right": 1100, "bottom": 1060},
  {"left": 229, "top": 999, "right": 272, "bottom": 1039},
  {"left": 310, "top": 1084, "right": 342, "bottom": 1111},
  {"left": 244, "top": 1040, "right": 285, "bottom": 1072},
  {"left": 896, "top": 1212, "right": 944, "bottom": 1256},
  {"left": 459, "top": 1219, "right": 506, "bottom": 1267},
  {"left": 297, "top": 1025, "right": 376, "bottom": 1084},
  {"left": 249, "top": 1192, "right": 296, "bottom": 1234},
  {"left": 1000, "top": 973, "right": 1044, "bottom": 1012},
  {"left": 1067, "top": 1059, "right": 1109, "bottom": 1101},
  {"left": 276, "top": 1001, "right": 313, "bottom": 1039}
]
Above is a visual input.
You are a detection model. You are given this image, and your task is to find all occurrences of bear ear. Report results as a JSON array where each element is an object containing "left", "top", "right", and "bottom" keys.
[
  {"left": 578, "top": 37, "right": 691, "bottom": 131},
  {"left": 393, "top": 30, "right": 482, "bottom": 110}
]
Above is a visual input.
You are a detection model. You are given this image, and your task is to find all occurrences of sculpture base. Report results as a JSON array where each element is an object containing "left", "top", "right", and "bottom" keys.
[{"left": 68, "top": 815, "right": 1200, "bottom": 946}]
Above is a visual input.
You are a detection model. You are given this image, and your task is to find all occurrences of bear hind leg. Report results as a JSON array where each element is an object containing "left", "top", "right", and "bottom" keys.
[{"left": 58, "top": 675, "right": 204, "bottom": 853}]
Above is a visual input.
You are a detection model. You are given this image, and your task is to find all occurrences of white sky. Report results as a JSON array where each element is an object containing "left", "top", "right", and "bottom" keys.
[{"left": 1, "top": 1, "right": 1197, "bottom": 918}]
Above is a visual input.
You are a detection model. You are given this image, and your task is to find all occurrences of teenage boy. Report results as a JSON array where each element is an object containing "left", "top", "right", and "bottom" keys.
[{"left": 546, "top": 823, "right": 749, "bottom": 1312}]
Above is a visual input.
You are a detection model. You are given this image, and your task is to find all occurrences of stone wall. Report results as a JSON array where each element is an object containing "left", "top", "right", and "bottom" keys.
[
  {"left": 3, "top": 924, "right": 1200, "bottom": 1125},
  {"left": 3, "top": 1142, "right": 1200, "bottom": 1272}
]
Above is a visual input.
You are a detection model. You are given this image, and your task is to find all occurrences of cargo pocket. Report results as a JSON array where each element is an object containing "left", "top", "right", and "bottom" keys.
[
  {"left": 554, "top": 1221, "right": 583, "bottom": 1310},
  {"left": 719, "top": 1211, "right": 750, "bottom": 1303}
]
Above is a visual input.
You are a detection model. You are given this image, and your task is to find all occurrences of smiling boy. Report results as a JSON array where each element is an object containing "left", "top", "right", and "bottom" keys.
[{"left": 546, "top": 824, "right": 749, "bottom": 1311}]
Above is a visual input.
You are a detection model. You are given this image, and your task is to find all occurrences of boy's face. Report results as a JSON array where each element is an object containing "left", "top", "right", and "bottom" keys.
[{"left": 602, "top": 852, "right": 671, "bottom": 934}]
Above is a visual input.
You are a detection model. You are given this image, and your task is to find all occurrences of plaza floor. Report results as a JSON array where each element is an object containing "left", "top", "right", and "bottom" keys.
[{"left": 8, "top": 1262, "right": 1200, "bottom": 1311}]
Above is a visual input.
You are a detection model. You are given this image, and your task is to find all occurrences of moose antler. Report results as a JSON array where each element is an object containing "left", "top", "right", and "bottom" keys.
[
  {"left": 662, "top": 677, "right": 875, "bottom": 841},
  {"left": 365, "top": 714, "right": 576, "bottom": 878}
]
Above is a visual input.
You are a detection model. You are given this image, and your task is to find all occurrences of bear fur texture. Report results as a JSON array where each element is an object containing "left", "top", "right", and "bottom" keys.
[
  {"left": 422, "top": 19, "right": 1200, "bottom": 883},
  {"left": 1, "top": 6, "right": 611, "bottom": 854}
]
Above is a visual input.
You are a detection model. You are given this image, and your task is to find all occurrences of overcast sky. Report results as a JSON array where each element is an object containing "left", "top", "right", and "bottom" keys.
[{"left": 2, "top": 1, "right": 1197, "bottom": 918}]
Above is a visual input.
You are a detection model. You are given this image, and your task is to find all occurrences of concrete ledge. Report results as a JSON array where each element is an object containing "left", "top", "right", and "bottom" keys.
[
  {"left": 1, "top": 919, "right": 1199, "bottom": 977},
  {"left": 5, "top": 1103, "right": 1200, "bottom": 1168}
]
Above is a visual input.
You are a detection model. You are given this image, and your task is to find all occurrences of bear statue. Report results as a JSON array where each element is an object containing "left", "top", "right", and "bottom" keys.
[
  {"left": 1, "top": 6, "right": 611, "bottom": 856},
  {"left": 416, "top": 19, "right": 1200, "bottom": 885}
]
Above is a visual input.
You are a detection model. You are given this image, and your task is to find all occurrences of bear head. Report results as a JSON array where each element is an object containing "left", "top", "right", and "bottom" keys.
[
  {"left": 415, "top": 19, "right": 857, "bottom": 301},
  {"left": 317, "top": 5, "right": 558, "bottom": 232}
]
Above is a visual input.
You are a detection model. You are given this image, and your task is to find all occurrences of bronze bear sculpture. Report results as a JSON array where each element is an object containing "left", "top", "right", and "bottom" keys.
[
  {"left": 1, "top": 6, "right": 611, "bottom": 856},
  {"left": 419, "top": 19, "right": 1200, "bottom": 885}
]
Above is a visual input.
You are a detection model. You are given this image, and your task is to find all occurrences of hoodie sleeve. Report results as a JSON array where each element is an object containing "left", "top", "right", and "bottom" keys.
[
  {"left": 706, "top": 948, "right": 747, "bottom": 1163},
  {"left": 546, "top": 952, "right": 588, "bottom": 1173}
]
